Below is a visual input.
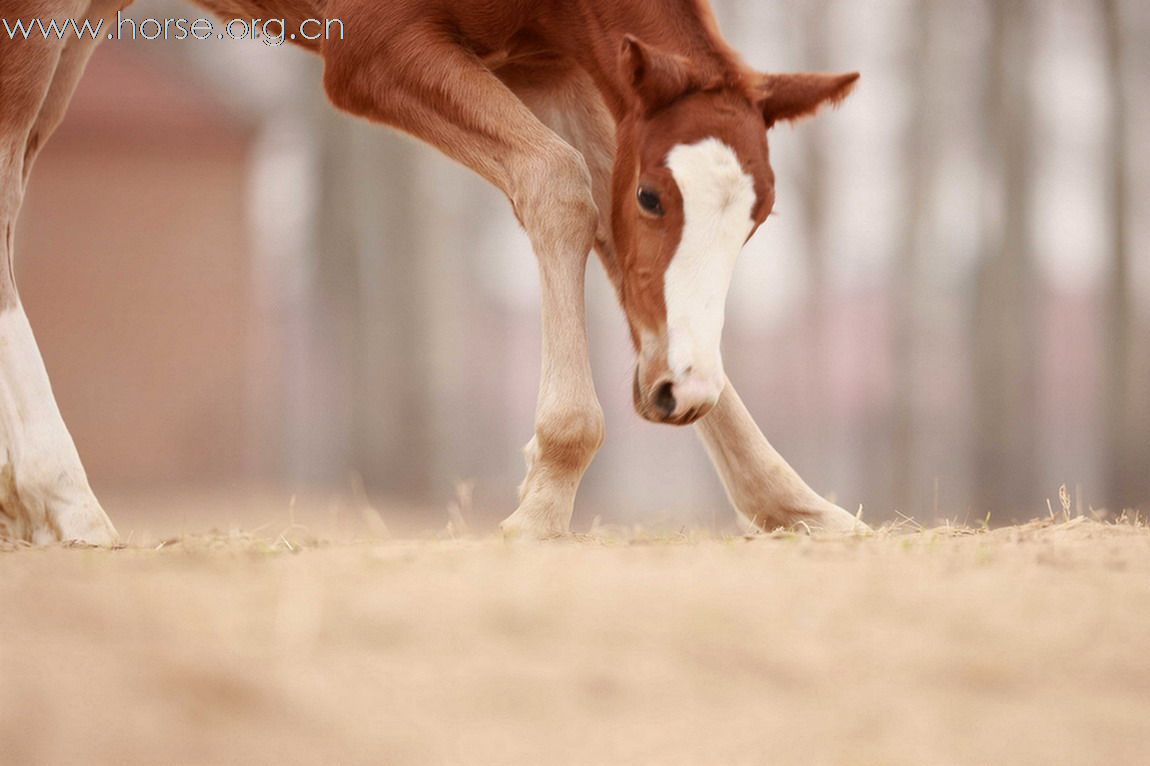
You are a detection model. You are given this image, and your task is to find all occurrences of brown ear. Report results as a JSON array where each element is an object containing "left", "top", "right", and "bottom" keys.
[
  {"left": 620, "top": 35, "right": 712, "bottom": 113},
  {"left": 755, "top": 72, "right": 859, "bottom": 126}
]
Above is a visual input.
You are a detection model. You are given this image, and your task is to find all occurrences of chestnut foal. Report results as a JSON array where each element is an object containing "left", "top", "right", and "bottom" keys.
[{"left": 0, "top": 0, "right": 862, "bottom": 542}]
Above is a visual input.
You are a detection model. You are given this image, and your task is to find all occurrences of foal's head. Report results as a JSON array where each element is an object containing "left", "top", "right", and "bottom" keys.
[{"left": 612, "top": 36, "right": 857, "bottom": 425}]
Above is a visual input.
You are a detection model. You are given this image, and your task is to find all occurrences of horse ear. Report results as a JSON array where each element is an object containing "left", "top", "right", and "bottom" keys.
[
  {"left": 620, "top": 35, "right": 708, "bottom": 113},
  {"left": 755, "top": 72, "right": 859, "bottom": 126}
]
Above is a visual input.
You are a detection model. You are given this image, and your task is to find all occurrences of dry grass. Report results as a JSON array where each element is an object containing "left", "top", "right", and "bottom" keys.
[{"left": 2, "top": 517, "right": 1149, "bottom": 765}]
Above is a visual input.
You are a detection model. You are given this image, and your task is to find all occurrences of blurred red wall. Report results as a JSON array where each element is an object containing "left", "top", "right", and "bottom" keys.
[{"left": 16, "top": 47, "right": 260, "bottom": 490}]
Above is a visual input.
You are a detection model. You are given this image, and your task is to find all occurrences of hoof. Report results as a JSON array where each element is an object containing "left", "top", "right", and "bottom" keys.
[
  {"left": 49, "top": 489, "right": 119, "bottom": 545},
  {"left": 2, "top": 491, "right": 118, "bottom": 546},
  {"left": 499, "top": 502, "right": 569, "bottom": 541},
  {"left": 56, "top": 510, "right": 119, "bottom": 546},
  {"left": 806, "top": 503, "right": 870, "bottom": 535},
  {"left": 746, "top": 502, "right": 870, "bottom": 536}
]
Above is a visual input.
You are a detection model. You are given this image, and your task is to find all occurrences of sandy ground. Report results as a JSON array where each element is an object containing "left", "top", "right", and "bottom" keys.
[{"left": 2, "top": 518, "right": 1149, "bottom": 766}]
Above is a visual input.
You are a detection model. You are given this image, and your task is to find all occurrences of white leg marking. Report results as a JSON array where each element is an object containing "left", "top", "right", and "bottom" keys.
[
  {"left": 695, "top": 379, "right": 868, "bottom": 534},
  {"left": 499, "top": 141, "right": 604, "bottom": 540},
  {"left": 0, "top": 305, "right": 116, "bottom": 544}
]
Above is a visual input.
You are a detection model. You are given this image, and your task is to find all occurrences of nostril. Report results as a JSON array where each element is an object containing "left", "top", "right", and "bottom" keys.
[{"left": 653, "top": 381, "right": 676, "bottom": 418}]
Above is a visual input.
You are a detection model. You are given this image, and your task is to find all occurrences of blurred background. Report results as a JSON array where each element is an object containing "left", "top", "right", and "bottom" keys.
[{"left": 16, "top": 0, "right": 1150, "bottom": 533}]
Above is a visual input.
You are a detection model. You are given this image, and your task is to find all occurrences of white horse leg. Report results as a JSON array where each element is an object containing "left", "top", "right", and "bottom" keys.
[
  {"left": 0, "top": 308, "right": 116, "bottom": 544},
  {"left": 0, "top": 2, "right": 118, "bottom": 544},
  {"left": 500, "top": 241, "right": 604, "bottom": 539},
  {"left": 494, "top": 68, "right": 611, "bottom": 538},
  {"left": 694, "top": 379, "right": 867, "bottom": 533}
]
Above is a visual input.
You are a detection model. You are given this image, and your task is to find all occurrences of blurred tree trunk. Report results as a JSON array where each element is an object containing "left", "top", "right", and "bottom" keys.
[
  {"left": 303, "top": 108, "right": 359, "bottom": 485},
  {"left": 313, "top": 113, "right": 433, "bottom": 499},
  {"left": 1100, "top": 0, "right": 1148, "bottom": 513},
  {"left": 890, "top": 0, "right": 938, "bottom": 515},
  {"left": 349, "top": 128, "right": 434, "bottom": 498},
  {"left": 971, "top": 0, "right": 1039, "bottom": 518},
  {"left": 795, "top": 0, "right": 834, "bottom": 462}
]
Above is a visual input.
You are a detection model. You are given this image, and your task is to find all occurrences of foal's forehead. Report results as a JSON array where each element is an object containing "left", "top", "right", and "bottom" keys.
[
  {"left": 646, "top": 93, "right": 769, "bottom": 164},
  {"left": 662, "top": 133, "right": 770, "bottom": 227},
  {"left": 665, "top": 138, "right": 758, "bottom": 240},
  {"left": 641, "top": 96, "right": 773, "bottom": 217},
  {"left": 666, "top": 139, "right": 751, "bottom": 204}
]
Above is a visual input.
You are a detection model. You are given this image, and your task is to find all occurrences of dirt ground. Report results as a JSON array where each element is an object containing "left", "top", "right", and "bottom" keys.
[{"left": 2, "top": 517, "right": 1149, "bottom": 766}]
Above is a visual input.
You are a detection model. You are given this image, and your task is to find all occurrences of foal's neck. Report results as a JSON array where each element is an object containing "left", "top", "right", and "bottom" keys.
[{"left": 556, "top": 0, "right": 744, "bottom": 119}]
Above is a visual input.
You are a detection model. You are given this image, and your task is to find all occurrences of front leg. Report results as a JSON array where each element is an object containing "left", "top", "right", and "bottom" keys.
[
  {"left": 1, "top": 6, "right": 118, "bottom": 545},
  {"left": 0, "top": 308, "right": 117, "bottom": 544},
  {"left": 695, "top": 380, "right": 867, "bottom": 533},
  {"left": 501, "top": 247, "right": 603, "bottom": 539},
  {"left": 321, "top": 13, "right": 604, "bottom": 538}
]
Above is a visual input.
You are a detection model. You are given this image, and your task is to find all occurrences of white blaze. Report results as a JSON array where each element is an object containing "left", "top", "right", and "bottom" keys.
[{"left": 663, "top": 138, "right": 756, "bottom": 383}]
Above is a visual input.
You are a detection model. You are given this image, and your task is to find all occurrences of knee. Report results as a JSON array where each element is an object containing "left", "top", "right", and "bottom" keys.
[
  {"left": 511, "top": 146, "right": 599, "bottom": 256},
  {"left": 535, "top": 405, "right": 605, "bottom": 472}
]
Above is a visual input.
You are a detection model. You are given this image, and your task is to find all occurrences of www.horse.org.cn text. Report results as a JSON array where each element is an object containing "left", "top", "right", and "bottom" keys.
[{"left": 2, "top": 12, "right": 346, "bottom": 47}]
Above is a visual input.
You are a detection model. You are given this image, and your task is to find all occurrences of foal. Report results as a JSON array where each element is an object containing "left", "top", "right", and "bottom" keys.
[{"left": 0, "top": 0, "right": 862, "bottom": 542}]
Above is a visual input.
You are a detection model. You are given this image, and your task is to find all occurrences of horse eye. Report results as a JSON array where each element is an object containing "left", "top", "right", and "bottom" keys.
[{"left": 637, "top": 187, "right": 664, "bottom": 216}]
